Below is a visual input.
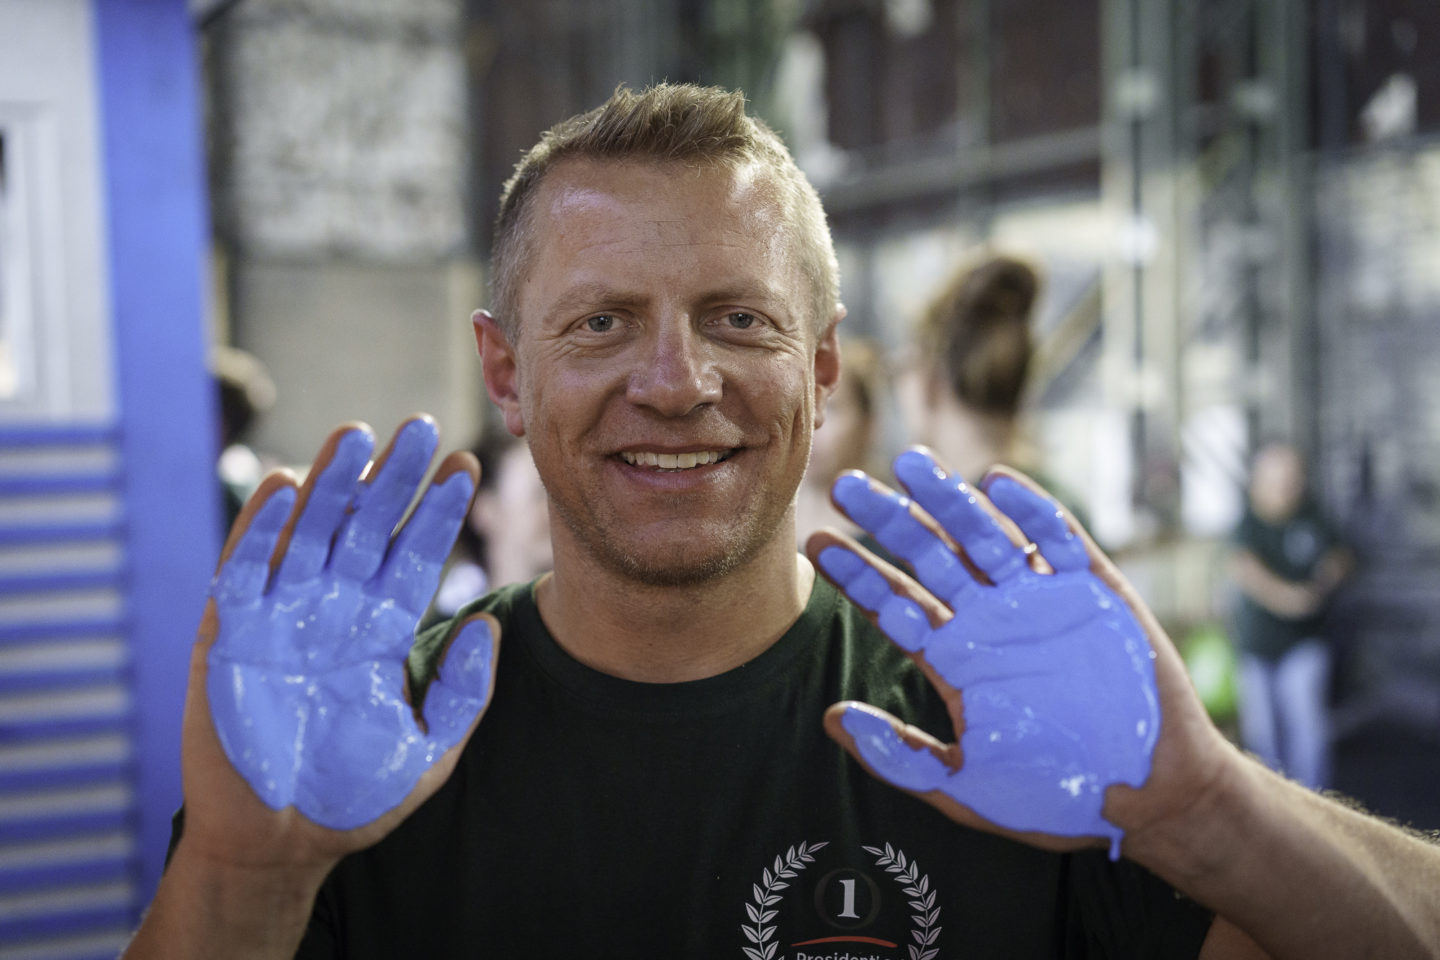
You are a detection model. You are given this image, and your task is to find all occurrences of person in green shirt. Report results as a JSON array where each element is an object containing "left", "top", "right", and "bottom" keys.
[{"left": 1230, "top": 441, "right": 1354, "bottom": 789}]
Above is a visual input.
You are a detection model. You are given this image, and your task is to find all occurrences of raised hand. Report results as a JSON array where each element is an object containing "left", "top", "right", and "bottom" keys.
[
  {"left": 813, "top": 448, "right": 1159, "bottom": 858},
  {"left": 205, "top": 417, "right": 496, "bottom": 832}
]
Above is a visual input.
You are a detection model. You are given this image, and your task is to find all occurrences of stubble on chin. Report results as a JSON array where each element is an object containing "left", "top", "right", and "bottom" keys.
[{"left": 550, "top": 499, "right": 778, "bottom": 589}]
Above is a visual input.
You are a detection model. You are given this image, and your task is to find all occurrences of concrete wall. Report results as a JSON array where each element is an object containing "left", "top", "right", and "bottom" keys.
[
  {"left": 235, "top": 257, "right": 485, "bottom": 462},
  {"left": 206, "top": 0, "right": 486, "bottom": 463}
]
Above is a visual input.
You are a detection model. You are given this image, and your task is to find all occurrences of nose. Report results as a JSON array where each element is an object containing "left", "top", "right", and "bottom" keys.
[{"left": 626, "top": 318, "right": 722, "bottom": 416}]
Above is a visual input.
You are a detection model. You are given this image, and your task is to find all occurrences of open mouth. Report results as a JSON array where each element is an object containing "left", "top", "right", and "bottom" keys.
[{"left": 619, "top": 449, "right": 736, "bottom": 471}]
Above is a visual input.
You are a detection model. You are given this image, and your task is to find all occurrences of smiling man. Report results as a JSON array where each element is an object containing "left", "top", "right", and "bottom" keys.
[
  {"left": 475, "top": 145, "right": 838, "bottom": 681},
  {"left": 123, "top": 85, "right": 1440, "bottom": 960}
]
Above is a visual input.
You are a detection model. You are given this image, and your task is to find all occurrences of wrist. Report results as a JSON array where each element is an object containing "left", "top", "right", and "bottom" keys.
[
  {"left": 1118, "top": 737, "right": 1440, "bottom": 958},
  {"left": 1119, "top": 741, "right": 1261, "bottom": 889},
  {"left": 148, "top": 838, "right": 334, "bottom": 949},
  {"left": 1120, "top": 744, "right": 1335, "bottom": 920}
]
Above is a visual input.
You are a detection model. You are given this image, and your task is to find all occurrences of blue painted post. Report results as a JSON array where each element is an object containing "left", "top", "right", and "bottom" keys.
[{"left": 92, "top": 0, "right": 220, "bottom": 910}]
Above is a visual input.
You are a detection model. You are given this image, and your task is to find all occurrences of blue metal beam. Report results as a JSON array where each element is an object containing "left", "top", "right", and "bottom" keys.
[{"left": 91, "top": 0, "right": 220, "bottom": 913}]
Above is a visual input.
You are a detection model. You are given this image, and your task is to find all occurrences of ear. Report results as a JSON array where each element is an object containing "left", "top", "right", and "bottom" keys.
[
  {"left": 812, "top": 306, "right": 845, "bottom": 429},
  {"left": 474, "top": 310, "right": 526, "bottom": 437}
]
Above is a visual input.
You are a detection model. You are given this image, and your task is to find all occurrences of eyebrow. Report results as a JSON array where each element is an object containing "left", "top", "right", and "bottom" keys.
[
  {"left": 703, "top": 284, "right": 786, "bottom": 307},
  {"left": 543, "top": 281, "right": 790, "bottom": 320},
  {"left": 541, "top": 283, "right": 649, "bottom": 321}
]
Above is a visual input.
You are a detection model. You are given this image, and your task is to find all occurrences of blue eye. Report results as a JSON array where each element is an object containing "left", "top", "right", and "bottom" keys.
[
  {"left": 726, "top": 313, "right": 757, "bottom": 329},
  {"left": 585, "top": 315, "right": 617, "bottom": 333}
]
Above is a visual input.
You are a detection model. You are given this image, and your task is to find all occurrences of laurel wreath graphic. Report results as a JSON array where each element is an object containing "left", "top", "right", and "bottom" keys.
[
  {"left": 741, "top": 840, "right": 829, "bottom": 960},
  {"left": 863, "top": 843, "right": 942, "bottom": 960}
]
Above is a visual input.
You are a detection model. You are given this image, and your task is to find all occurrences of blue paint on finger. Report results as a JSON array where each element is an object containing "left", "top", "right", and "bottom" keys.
[
  {"left": 331, "top": 420, "right": 440, "bottom": 582},
  {"left": 382, "top": 470, "right": 476, "bottom": 616},
  {"left": 422, "top": 618, "right": 494, "bottom": 751},
  {"left": 834, "top": 472, "right": 973, "bottom": 601},
  {"left": 820, "top": 547, "right": 930, "bottom": 652},
  {"left": 276, "top": 428, "right": 374, "bottom": 584},
  {"left": 208, "top": 423, "right": 489, "bottom": 831},
  {"left": 841, "top": 704, "right": 949, "bottom": 792},
  {"left": 210, "top": 487, "right": 295, "bottom": 607},
  {"left": 986, "top": 477, "right": 1090, "bottom": 573},
  {"left": 817, "top": 546, "right": 893, "bottom": 613},
  {"left": 834, "top": 470, "right": 933, "bottom": 558},
  {"left": 836, "top": 450, "right": 1159, "bottom": 859},
  {"left": 831, "top": 473, "right": 897, "bottom": 532},
  {"left": 894, "top": 451, "right": 1027, "bottom": 583},
  {"left": 876, "top": 595, "right": 930, "bottom": 651}
]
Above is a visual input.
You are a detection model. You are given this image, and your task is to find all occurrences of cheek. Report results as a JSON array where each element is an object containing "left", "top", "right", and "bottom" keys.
[
  {"left": 518, "top": 376, "right": 567, "bottom": 443},
  {"left": 531, "top": 354, "right": 631, "bottom": 424},
  {"left": 761, "top": 354, "right": 816, "bottom": 418},
  {"left": 771, "top": 384, "right": 813, "bottom": 439}
]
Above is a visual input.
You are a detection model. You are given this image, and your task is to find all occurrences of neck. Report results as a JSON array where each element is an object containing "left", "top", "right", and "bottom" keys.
[
  {"left": 534, "top": 525, "right": 815, "bottom": 684},
  {"left": 925, "top": 398, "right": 1018, "bottom": 483}
]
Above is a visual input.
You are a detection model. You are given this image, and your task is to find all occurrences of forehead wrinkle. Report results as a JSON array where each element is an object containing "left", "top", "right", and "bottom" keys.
[{"left": 646, "top": 217, "right": 747, "bottom": 249}]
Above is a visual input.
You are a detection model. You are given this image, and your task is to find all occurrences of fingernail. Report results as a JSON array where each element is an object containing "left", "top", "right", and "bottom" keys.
[
  {"left": 840, "top": 702, "right": 892, "bottom": 741},
  {"left": 401, "top": 418, "right": 440, "bottom": 446},
  {"left": 831, "top": 473, "right": 873, "bottom": 515},
  {"left": 435, "top": 470, "right": 476, "bottom": 504},
  {"left": 336, "top": 428, "right": 374, "bottom": 460},
  {"left": 894, "top": 448, "right": 942, "bottom": 481},
  {"left": 833, "top": 474, "right": 908, "bottom": 531}
]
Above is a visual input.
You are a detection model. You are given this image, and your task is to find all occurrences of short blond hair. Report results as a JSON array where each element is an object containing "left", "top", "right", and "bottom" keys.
[{"left": 490, "top": 83, "right": 839, "bottom": 338}]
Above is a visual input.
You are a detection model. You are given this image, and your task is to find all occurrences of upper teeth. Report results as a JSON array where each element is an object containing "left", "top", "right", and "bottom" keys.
[{"left": 622, "top": 450, "right": 726, "bottom": 469}]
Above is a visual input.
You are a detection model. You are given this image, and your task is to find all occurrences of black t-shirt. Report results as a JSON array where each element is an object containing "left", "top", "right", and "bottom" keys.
[
  {"left": 1231, "top": 502, "right": 1344, "bottom": 660},
  {"left": 280, "top": 577, "right": 1213, "bottom": 958}
]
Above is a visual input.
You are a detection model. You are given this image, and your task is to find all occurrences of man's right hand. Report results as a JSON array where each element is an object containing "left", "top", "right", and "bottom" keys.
[{"left": 124, "top": 417, "right": 499, "bottom": 958}]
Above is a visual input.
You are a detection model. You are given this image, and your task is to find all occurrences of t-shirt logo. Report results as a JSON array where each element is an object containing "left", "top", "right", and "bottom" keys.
[{"left": 741, "top": 841, "right": 943, "bottom": 960}]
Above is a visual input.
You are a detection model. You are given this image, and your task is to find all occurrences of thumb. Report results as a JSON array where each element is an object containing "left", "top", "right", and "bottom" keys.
[
  {"left": 825, "top": 701, "right": 952, "bottom": 794},
  {"left": 422, "top": 613, "right": 501, "bottom": 752}
]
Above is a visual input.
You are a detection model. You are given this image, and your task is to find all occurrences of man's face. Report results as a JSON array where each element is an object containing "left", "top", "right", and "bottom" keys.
[{"left": 482, "top": 159, "right": 840, "bottom": 586}]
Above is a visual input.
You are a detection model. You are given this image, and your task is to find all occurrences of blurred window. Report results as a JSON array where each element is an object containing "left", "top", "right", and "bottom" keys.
[
  {"left": 989, "top": 0, "right": 1101, "bottom": 143},
  {"left": 807, "top": 0, "right": 1100, "bottom": 154}
]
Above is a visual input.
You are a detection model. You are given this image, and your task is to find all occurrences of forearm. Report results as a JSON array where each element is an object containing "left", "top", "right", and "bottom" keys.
[
  {"left": 121, "top": 841, "right": 331, "bottom": 960},
  {"left": 1231, "top": 552, "right": 1317, "bottom": 618},
  {"left": 1312, "top": 548, "right": 1354, "bottom": 597},
  {"left": 1129, "top": 748, "right": 1440, "bottom": 960}
]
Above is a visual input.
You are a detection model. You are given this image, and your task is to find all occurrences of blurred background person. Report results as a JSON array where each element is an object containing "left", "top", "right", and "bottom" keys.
[
  {"left": 796, "top": 336, "right": 885, "bottom": 545},
  {"left": 896, "top": 253, "right": 1067, "bottom": 493},
  {"left": 1229, "top": 441, "right": 1354, "bottom": 790},
  {"left": 425, "top": 430, "right": 552, "bottom": 627}
]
